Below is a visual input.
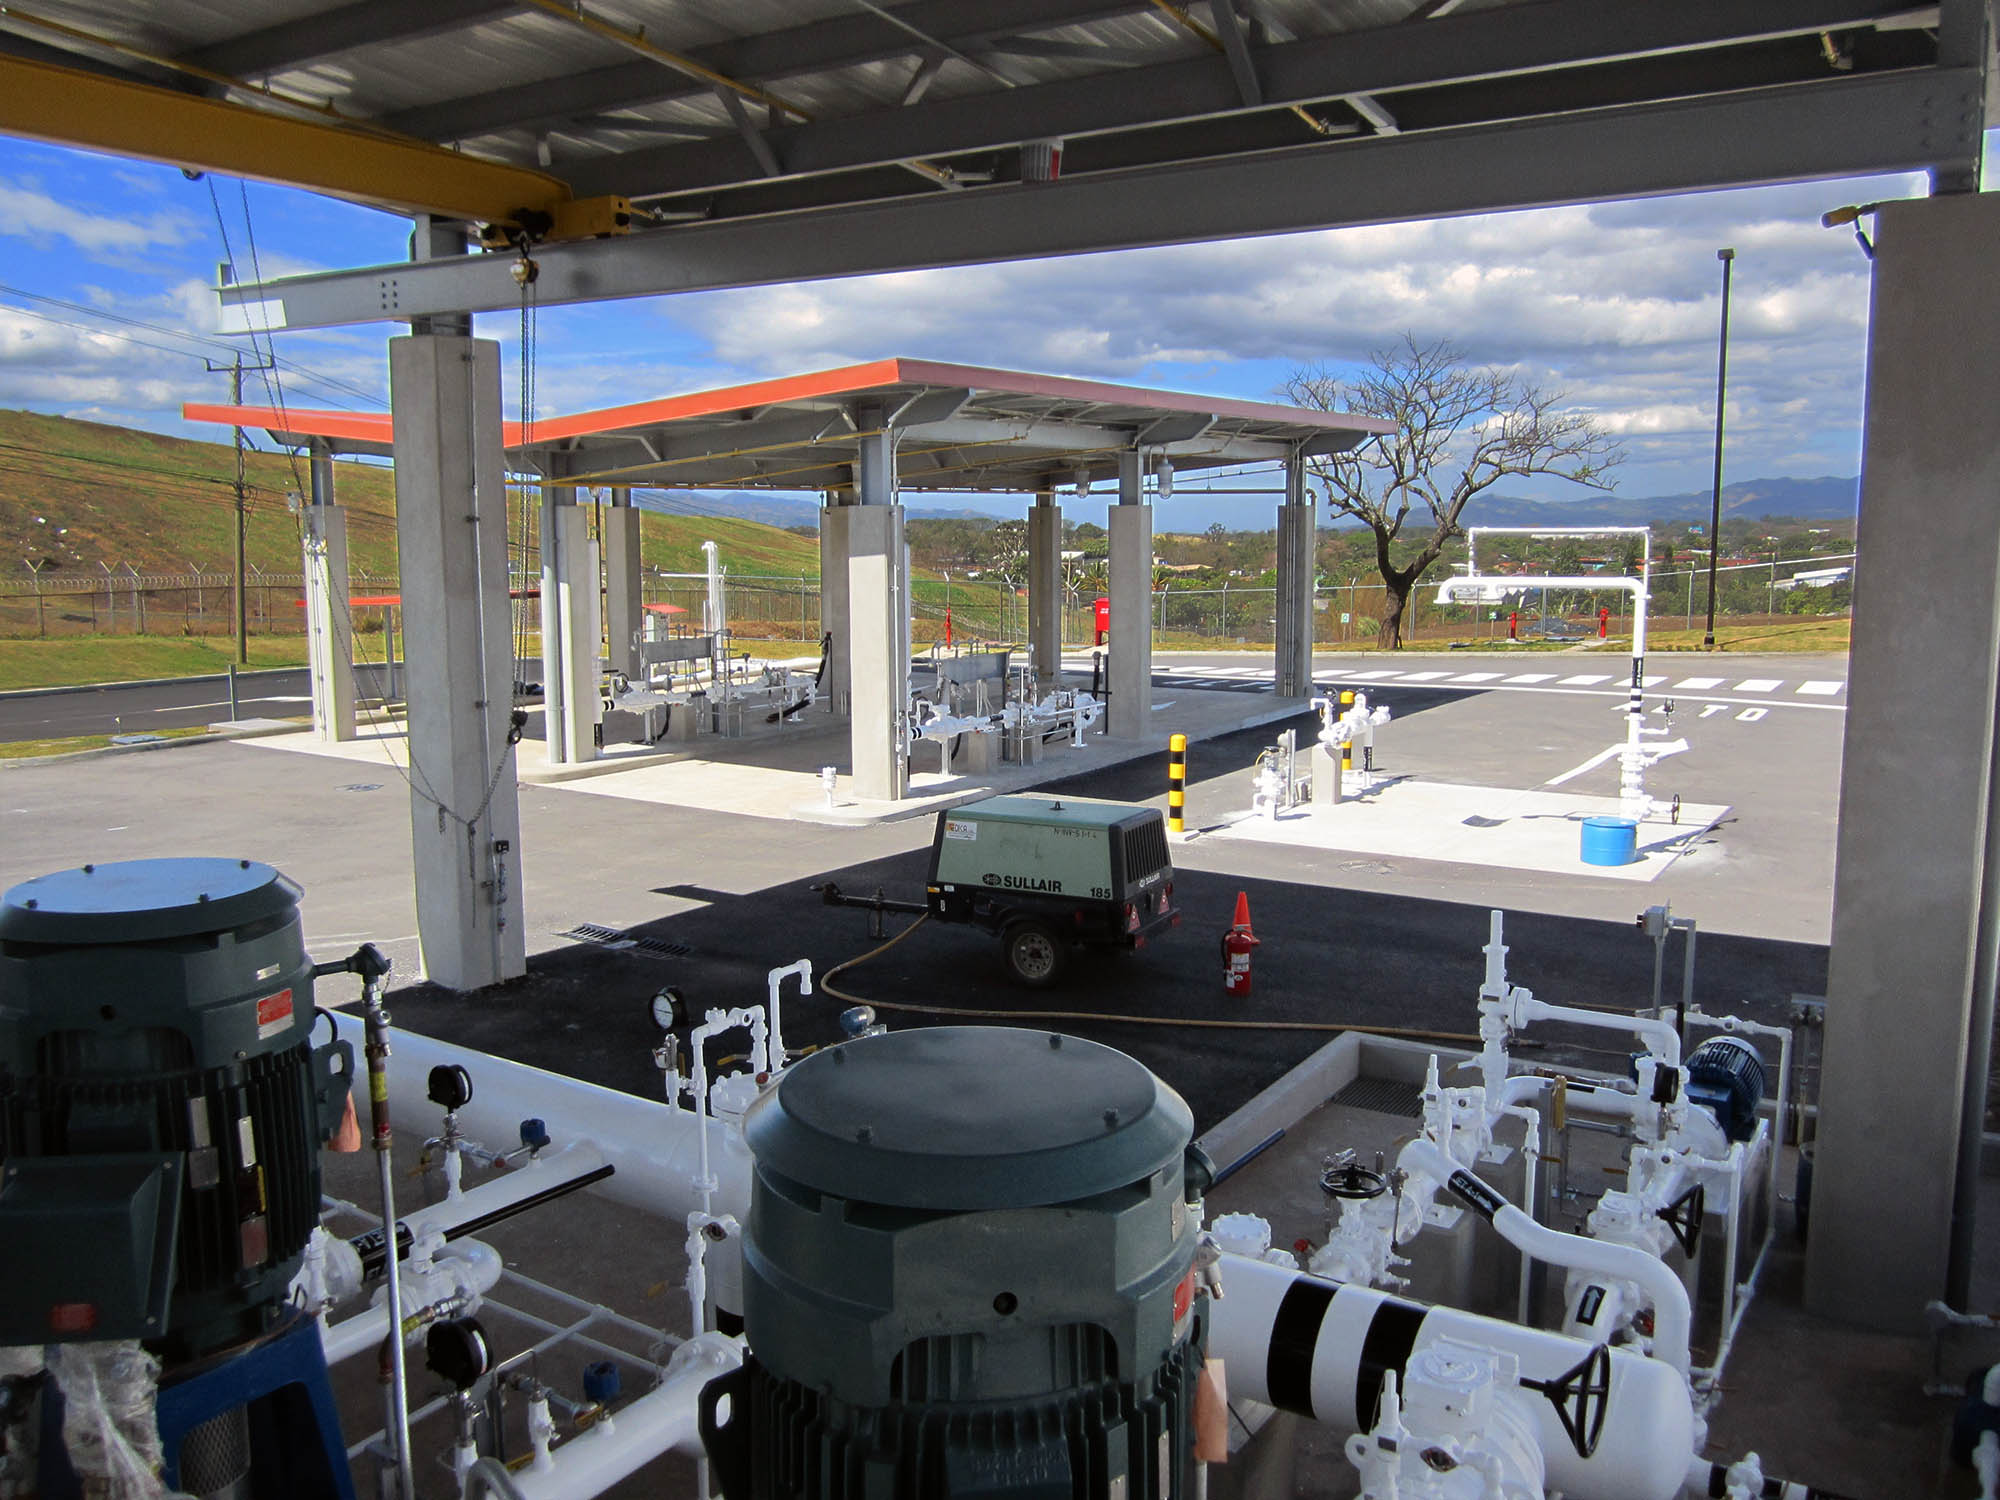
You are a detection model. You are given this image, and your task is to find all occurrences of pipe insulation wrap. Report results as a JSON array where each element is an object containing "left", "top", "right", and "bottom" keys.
[
  {"left": 1208, "top": 1254, "right": 1695, "bottom": 1500},
  {"left": 373, "top": 1026, "right": 753, "bottom": 1223}
]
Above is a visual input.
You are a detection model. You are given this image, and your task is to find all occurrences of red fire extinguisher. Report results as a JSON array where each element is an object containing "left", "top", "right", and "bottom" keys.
[{"left": 1221, "top": 891, "right": 1259, "bottom": 996}]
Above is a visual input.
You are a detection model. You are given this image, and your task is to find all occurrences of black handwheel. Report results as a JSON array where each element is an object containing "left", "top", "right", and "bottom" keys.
[{"left": 1004, "top": 920, "right": 1065, "bottom": 988}]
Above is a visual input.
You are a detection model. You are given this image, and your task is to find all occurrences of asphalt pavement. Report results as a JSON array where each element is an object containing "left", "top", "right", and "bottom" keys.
[{"left": 0, "top": 667, "right": 318, "bottom": 741}]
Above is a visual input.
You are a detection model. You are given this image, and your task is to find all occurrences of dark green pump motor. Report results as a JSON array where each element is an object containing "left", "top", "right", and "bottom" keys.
[{"left": 0, "top": 859, "right": 353, "bottom": 1360}]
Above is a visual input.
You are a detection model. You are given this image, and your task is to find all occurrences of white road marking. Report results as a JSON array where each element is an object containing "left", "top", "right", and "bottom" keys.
[
  {"left": 1797, "top": 680, "right": 1844, "bottom": 695},
  {"left": 1502, "top": 673, "right": 1555, "bottom": 684},
  {"left": 1674, "top": 677, "right": 1724, "bottom": 690},
  {"left": 1450, "top": 672, "right": 1504, "bottom": 682},
  {"left": 1737, "top": 707, "right": 1767, "bottom": 722},
  {"left": 1344, "top": 670, "right": 1402, "bottom": 680},
  {"left": 1559, "top": 674, "right": 1611, "bottom": 685},
  {"left": 1734, "top": 679, "right": 1781, "bottom": 692},
  {"left": 1545, "top": 744, "right": 1625, "bottom": 786},
  {"left": 1399, "top": 671, "right": 1450, "bottom": 681},
  {"left": 1642, "top": 676, "right": 1667, "bottom": 686},
  {"left": 1701, "top": 704, "right": 1728, "bottom": 718}
]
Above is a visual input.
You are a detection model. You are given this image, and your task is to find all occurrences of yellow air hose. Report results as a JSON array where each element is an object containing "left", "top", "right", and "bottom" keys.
[{"left": 819, "top": 914, "right": 1482, "bottom": 1045}]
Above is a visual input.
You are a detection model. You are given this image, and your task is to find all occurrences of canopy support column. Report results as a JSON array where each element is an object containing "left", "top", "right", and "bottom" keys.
[
  {"left": 1108, "top": 451, "right": 1152, "bottom": 738},
  {"left": 387, "top": 333, "right": 526, "bottom": 990},
  {"left": 1029, "top": 488, "right": 1062, "bottom": 695},
  {"left": 301, "top": 441, "right": 356, "bottom": 741},
  {"left": 1275, "top": 452, "right": 1316, "bottom": 697}
]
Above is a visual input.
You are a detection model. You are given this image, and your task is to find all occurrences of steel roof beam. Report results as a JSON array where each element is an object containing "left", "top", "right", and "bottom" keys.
[
  {"left": 377, "top": 0, "right": 1150, "bottom": 142},
  {"left": 225, "top": 68, "right": 1981, "bottom": 330},
  {"left": 176, "top": 0, "right": 521, "bottom": 81},
  {"left": 563, "top": 0, "right": 1926, "bottom": 198}
]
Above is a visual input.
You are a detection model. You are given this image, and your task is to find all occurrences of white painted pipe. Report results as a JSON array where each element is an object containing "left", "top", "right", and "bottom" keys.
[
  {"left": 1400, "top": 1139, "right": 1692, "bottom": 1375},
  {"left": 1208, "top": 1253, "right": 1695, "bottom": 1500},
  {"left": 1511, "top": 994, "right": 1681, "bottom": 1068},
  {"left": 321, "top": 1238, "right": 503, "bottom": 1365},
  {"left": 372, "top": 1026, "right": 753, "bottom": 1224},
  {"left": 764, "top": 960, "right": 811, "bottom": 1072},
  {"left": 503, "top": 1334, "right": 743, "bottom": 1500}
]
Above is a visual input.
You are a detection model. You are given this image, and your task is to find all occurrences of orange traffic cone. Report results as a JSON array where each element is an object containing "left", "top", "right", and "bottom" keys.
[{"left": 1231, "top": 892, "right": 1251, "bottom": 931}]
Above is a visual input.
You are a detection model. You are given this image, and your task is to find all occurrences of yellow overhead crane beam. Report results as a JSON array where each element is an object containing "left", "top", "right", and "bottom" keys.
[{"left": 0, "top": 50, "right": 630, "bottom": 240}]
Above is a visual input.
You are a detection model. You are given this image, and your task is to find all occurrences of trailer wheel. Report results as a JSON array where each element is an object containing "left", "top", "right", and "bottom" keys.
[{"left": 1003, "top": 920, "right": 1065, "bottom": 988}]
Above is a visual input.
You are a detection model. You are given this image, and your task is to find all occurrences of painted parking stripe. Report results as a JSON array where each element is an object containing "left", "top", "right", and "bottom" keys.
[
  {"left": 1797, "top": 681, "right": 1844, "bottom": 695},
  {"left": 1450, "top": 672, "right": 1504, "bottom": 682},
  {"left": 1559, "top": 674, "right": 1611, "bottom": 685},
  {"left": 1399, "top": 671, "right": 1450, "bottom": 681},
  {"left": 1502, "top": 673, "right": 1556, "bottom": 684},
  {"left": 1642, "top": 676, "right": 1667, "bottom": 686},
  {"left": 1344, "top": 670, "right": 1402, "bottom": 681},
  {"left": 1734, "top": 679, "right": 1781, "bottom": 692},
  {"left": 1674, "top": 677, "right": 1724, "bottom": 690}
]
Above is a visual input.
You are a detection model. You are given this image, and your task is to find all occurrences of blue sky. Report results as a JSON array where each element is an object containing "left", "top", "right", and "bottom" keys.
[{"left": 0, "top": 130, "right": 1990, "bottom": 516}]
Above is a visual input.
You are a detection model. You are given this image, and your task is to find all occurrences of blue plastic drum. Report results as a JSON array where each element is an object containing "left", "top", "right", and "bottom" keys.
[{"left": 1579, "top": 815, "right": 1639, "bottom": 866}]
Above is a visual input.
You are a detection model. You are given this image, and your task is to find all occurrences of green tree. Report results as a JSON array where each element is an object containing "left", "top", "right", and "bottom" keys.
[{"left": 1284, "top": 336, "right": 1623, "bottom": 647}]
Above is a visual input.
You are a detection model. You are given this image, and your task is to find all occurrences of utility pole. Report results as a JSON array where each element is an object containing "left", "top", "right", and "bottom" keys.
[
  {"left": 1704, "top": 247, "right": 1735, "bottom": 650},
  {"left": 210, "top": 264, "right": 275, "bottom": 667}
]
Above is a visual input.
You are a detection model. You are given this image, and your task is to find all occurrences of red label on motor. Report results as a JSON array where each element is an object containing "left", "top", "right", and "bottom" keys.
[
  {"left": 49, "top": 1302, "right": 97, "bottom": 1335},
  {"left": 1172, "top": 1270, "right": 1195, "bottom": 1326},
  {"left": 255, "top": 989, "right": 294, "bottom": 1039}
]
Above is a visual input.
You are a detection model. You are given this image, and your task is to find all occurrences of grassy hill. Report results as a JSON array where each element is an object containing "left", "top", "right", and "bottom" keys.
[{"left": 0, "top": 408, "right": 820, "bottom": 582}]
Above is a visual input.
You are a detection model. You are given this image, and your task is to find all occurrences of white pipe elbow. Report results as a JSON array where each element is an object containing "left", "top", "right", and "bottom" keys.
[{"left": 1400, "top": 1138, "right": 1691, "bottom": 1375}]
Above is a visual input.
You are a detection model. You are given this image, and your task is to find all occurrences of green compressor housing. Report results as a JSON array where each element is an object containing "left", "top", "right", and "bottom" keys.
[
  {"left": 0, "top": 858, "right": 352, "bottom": 1359},
  {"left": 700, "top": 1025, "right": 1210, "bottom": 1499}
]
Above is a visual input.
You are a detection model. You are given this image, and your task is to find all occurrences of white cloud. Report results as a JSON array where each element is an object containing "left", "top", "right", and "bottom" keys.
[{"left": 0, "top": 182, "right": 196, "bottom": 258}]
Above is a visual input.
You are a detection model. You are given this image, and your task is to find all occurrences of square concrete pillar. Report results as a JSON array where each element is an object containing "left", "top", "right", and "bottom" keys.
[
  {"left": 1275, "top": 458, "right": 1317, "bottom": 698},
  {"left": 1028, "top": 492, "right": 1062, "bottom": 694},
  {"left": 554, "top": 504, "right": 600, "bottom": 763},
  {"left": 1807, "top": 191, "right": 2000, "bottom": 1330},
  {"left": 603, "top": 491, "right": 643, "bottom": 678},
  {"left": 538, "top": 483, "right": 572, "bottom": 763},
  {"left": 388, "top": 334, "right": 527, "bottom": 990},
  {"left": 847, "top": 503, "right": 907, "bottom": 801},
  {"left": 301, "top": 449, "right": 355, "bottom": 741},
  {"left": 1108, "top": 451, "right": 1153, "bottom": 739},
  {"left": 820, "top": 501, "right": 853, "bottom": 713}
]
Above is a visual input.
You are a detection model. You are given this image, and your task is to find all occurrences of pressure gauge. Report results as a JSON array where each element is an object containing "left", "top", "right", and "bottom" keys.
[{"left": 650, "top": 985, "right": 685, "bottom": 1031}]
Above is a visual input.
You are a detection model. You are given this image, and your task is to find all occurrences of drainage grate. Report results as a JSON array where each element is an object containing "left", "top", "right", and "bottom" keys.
[
  {"left": 1330, "top": 1077, "right": 1425, "bottom": 1118},
  {"left": 559, "top": 924, "right": 690, "bottom": 959}
]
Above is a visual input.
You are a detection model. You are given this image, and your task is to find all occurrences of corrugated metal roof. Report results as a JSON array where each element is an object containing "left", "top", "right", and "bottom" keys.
[{"left": 1, "top": 0, "right": 1943, "bottom": 231}]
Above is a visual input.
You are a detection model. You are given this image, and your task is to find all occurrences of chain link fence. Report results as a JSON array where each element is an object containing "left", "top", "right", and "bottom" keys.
[{"left": 0, "top": 562, "right": 1852, "bottom": 648}]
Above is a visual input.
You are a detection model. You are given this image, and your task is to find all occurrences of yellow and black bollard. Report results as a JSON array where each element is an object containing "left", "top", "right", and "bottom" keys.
[
  {"left": 1339, "top": 691, "right": 1355, "bottom": 782},
  {"left": 1168, "top": 733, "right": 1187, "bottom": 833}
]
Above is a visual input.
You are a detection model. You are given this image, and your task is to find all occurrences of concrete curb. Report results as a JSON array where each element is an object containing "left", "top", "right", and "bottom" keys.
[
  {"left": 0, "top": 665, "right": 305, "bottom": 702},
  {"left": 0, "top": 717, "right": 310, "bottom": 769}
]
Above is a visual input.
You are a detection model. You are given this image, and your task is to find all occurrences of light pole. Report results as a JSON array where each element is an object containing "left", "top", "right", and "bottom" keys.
[{"left": 1704, "top": 247, "right": 1735, "bottom": 649}]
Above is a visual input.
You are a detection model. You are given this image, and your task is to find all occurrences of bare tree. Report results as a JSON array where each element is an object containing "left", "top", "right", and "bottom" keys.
[{"left": 1285, "top": 336, "right": 1622, "bottom": 648}]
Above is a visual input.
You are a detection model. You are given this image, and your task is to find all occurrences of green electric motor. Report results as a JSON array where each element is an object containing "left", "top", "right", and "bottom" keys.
[{"left": 0, "top": 858, "right": 353, "bottom": 1359}]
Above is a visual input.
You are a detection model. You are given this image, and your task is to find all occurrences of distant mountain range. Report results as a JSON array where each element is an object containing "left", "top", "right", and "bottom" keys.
[{"left": 633, "top": 475, "right": 1860, "bottom": 534}]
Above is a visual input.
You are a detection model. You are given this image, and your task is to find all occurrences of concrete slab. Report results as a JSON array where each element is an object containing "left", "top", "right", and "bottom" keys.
[
  {"left": 1207, "top": 778, "right": 1729, "bottom": 882},
  {"left": 238, "top": 682, "right": 1312, "bottom": 826}
]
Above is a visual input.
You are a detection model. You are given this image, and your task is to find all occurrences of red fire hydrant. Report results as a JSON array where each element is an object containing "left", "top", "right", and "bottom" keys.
[
  {"left": 1222, "top": 891, "right": 1259, "bottom": 996},
  {"left": 1598, "top": 605, "right": 1611, "bottom": 639}
]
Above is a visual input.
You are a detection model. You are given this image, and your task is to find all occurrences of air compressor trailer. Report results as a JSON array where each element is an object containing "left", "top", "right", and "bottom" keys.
[{"left": 927, "top": 792, "right": 1178, "bottom": 985}]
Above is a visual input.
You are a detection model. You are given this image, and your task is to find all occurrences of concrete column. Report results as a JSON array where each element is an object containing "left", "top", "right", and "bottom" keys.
[
  {"left": 820, "top": 498, "right": 853, "bottom": 713},
  {"left": 301, "top": 446, "right": 356, "bottom": 741},
  {"left": 538, "top": 482, "right": 572, "bottom": 763},
  {"left": 1275, "top": 455, "right": 1317, "bottom": 698},
  {"left": 387, "top": 334, "right": 526, "bottom": 991},
  {"left": 847, "top": 502, "right": 907, "bottom": 801},
  {"left": 555, "top": 504, "right": 600, "bottom": 763},
  {"left": 1028, "top": 490, "right": 1062, "bottom": 694},
  {"left": 1807, "top": 191, "right": 2000, "bottom": 1331},
  {"left": 603, "top": 488, "right": 643, "bottom": 678},
  {"left": 1108, "top": 450, "right": 1153, "bottom": 738}
]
